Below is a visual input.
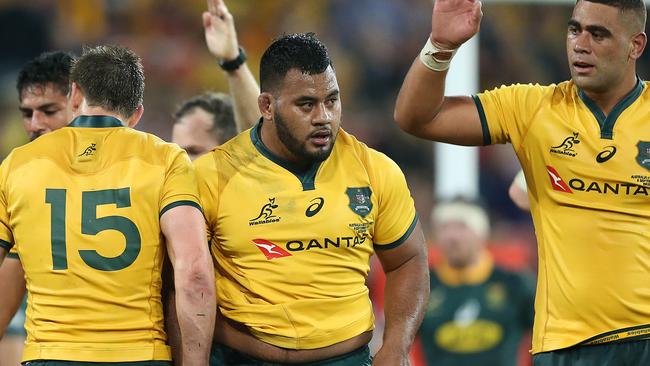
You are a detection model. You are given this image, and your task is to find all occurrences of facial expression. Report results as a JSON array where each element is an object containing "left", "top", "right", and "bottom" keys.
[
  {"left": 567, "top": 1, "right": 639, "bottom": 94},
  {"left": 19, "top": 83, "right": 71, "bottom": 141},
  {"left": 268, "top": 66, "right": 341, "bottom": 165},
  {"left": 171, "top": 108, "right": 220, "bottom": 161},
  {"left": 436, "top": 221, "right": 483, "bottom": 269}
]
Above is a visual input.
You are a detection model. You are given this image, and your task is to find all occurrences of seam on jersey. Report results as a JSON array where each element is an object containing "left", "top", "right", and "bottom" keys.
[
  {"left": 472, "top": 95, "right": 491, "bottom": 145},
  {"left": 148, "top": 236, "right": 162, "bottom": 356},
  {"left": 374, "top": 213, "right": 419, "bottom": 250},
  {"left": 0, "top": 238, "right": 13, "bottom": 250},
  {"left": 280, "top": 303, "right": 301, "bottom": 348},
  {"left": 159, "top": 200, "right": 203, "bottom": 218}
]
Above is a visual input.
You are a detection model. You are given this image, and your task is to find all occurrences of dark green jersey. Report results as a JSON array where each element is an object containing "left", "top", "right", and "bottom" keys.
[{"left": 418, "top": 261, "right": 535, "bottom": 366}]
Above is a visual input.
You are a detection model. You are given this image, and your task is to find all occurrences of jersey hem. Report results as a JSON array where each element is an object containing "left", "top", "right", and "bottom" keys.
[{"left": 22, "top": 342, "right": 172, "bottom": 362}]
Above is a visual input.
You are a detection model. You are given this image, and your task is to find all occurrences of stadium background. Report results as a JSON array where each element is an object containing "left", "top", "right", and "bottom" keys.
[{"left": 1, "top": 0, "right": 649, "bottom": 365}]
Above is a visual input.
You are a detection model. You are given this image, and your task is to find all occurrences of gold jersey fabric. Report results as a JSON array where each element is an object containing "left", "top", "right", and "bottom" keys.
[
  {"left": 194, "top": 122, "right": 418, "bottom": 349},
  {"left": 0, "top": 115, "right": 201, "bottom": 362},
  {"left": 475, "top": 79, "right": 650, "bottom": 353}
]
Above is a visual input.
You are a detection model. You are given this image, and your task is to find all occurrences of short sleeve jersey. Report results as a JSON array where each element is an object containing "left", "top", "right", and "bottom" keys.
[
  {"left": 474, "top": 79, "right": 650, "bottom": 353},
  {"left": 194, "top": 123, "right": 418, "bottom": 349},
  {"left": 0, "top": 115, "right": 201, "bottom": 362}
]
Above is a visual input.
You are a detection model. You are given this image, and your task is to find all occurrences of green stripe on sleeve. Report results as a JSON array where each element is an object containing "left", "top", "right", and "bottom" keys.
[
  {"left": 374, "top": 213, "right": 419, "bottom": 251},
  {"left": 7, "top": 252, "right": 19, "bottom": 260},
  {"left": 160, "top": 200, "right": 203, "bottom": 218},
  {"left": 472, "top": 95, "right": 492, "bottom": 145},
  {"left": 0, "top": 239, "right": 13, "bottom": 251}
]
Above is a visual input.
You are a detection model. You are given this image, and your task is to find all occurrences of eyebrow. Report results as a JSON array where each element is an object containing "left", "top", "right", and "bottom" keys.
[
  {"left": 568, "top": 19, "right": 612, "bottom": 36},
  {"left": 19, "top": 103, "right": 61, "bottom": 112}
]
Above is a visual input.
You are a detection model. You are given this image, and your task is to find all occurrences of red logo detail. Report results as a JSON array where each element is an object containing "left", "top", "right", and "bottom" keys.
[
  {"left": 546, "top": 166, "right": 573, "bottom": 193},
  {"left": 252, "top": 239, "right": 292, "bottom": 260}
]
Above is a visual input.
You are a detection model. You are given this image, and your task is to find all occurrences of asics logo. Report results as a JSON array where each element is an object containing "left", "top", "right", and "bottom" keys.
[
  {"left": 305, "top": 197, "right": 324, "bottom": 217},
  {"left": 596, "top": 146, "right": 616, "bottom": 163}
]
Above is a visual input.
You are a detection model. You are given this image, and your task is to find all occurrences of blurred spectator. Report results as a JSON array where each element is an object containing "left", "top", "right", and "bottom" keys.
[{"left": 417, "top": 198, "right": 535, "bottom": 366}]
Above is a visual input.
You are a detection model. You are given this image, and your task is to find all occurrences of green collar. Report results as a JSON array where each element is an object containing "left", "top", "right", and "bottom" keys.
[
  {"left": 68, "top": 115, "right": 125, "bottom": 128},
  {"left": 578, "top": 77, "right": 644, "bottom": 139},
  {"left": 250, "top": 119, "right": 322, "bottom": 191}
]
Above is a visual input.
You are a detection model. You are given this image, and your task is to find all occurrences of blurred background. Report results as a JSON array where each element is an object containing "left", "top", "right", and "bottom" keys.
[{"left": 1, "top": 0, "right": 649, "bottom": 365}]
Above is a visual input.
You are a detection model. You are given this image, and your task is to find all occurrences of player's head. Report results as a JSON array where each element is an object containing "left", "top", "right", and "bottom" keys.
[
  {"left": 568, "top": 0, "right": 647, "bottom": 93},
  {"left": 431, "top": 198, "right": 490, "bottom": 269},
  {"left": 17, "top": 51, "right": 74, "bottom": 141},
  {"left": 258, "top": 32, "right": 341, "bottom": 167},
  {"left": 172, "top": 92, "right": 237, "bottom": 160},
  {"left": 69, "top": 45, "right": 145, "bottom": 127}
]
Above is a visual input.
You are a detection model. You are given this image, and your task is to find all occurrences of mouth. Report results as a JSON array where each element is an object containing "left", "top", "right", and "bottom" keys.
[
  {"left": 572, "top": 60, "right": 594, "bottom": 75},
  {"left": 309, "top": 129, "right": 332, "bottom": 147}
]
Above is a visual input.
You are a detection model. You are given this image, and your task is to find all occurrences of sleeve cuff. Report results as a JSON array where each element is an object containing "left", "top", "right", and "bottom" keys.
[
  {"left": 374, "top": 213, "right": 419, "bottom": 251},
  {"left": 0, "top": 239, "right": 13, "bottom": 251},
  {"left": 160, "top": 200, "right": 203, "bottom": 218},
  {"left": 472, "top": 94, "right": 491, "bottom": 145}
]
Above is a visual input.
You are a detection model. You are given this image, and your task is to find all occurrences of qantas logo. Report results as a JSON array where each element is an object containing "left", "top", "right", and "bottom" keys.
[
  {"left": 546, "top": 166, "right": 573, "bottom": 193},
  {"left": 252, "top": 239, "right": 292, "bottom": 260}
]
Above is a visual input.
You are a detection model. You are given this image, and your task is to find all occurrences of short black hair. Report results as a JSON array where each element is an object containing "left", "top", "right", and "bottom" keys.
[
  {"left": 580, "top": 0, "right": 647, "bottom": 32},
  {"left": 16, "top": 51, "right": 74, "bottom": 101},
  {"left": 173, "top": 92, "right": 237, "bottom": 143},
  {"left": 259, "top": 32, "right": 332, "bottom": 93},
  {"left": 70, "top": 45, "right": 145, "bottom": 119}
]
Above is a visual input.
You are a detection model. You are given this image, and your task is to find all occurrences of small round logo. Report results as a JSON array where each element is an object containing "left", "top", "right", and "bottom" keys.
[
  {"left": 596, "top": 146, "right": 617, "bottom": 163},
  {"left": 305, "top": 197, "right": 324, "bottom": 217}
]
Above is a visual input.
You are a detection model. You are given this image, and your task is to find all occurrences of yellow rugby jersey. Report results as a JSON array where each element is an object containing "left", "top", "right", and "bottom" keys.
[
  {"left": 474, "top": 79, "right": 650, "bottom": 353},
  {"left": 0, "top": 115, "right": 201, "bottom": 362},
  {"left": 194, "top": 122, "right": 418, "bottom": 349}
]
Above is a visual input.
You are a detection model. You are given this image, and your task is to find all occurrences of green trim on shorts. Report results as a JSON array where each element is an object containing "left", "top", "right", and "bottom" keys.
[
  {"left": 23, "top": 361, "right": 172, "bottom": 366},
  {"left": 210, "top": 343, "right": 372, "bottom": 366}
]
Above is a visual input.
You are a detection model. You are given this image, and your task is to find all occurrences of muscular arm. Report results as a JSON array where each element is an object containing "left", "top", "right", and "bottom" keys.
[
  {"left": 394, "top": 0, "right": 484, "bottom": 146},
  {"left": 0, "top": 257, "right": 25, "bottom": 339},
  {"left": 203, "top": 0, "right": 260, "bottom": 131},
  {"left": 373, "top": 221, "right": 429, "bottom": 366},
  {"left": 161, "top": 206, "right": 216, "bottom": 366}
]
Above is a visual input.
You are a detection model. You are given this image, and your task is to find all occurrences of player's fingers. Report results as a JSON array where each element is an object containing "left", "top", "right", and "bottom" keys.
[
  {"left": 207, "top": 0, "right": 217, "bottom": 14},
  {"left": 202, "top": 12, "right": 212, "bottom": 28}
]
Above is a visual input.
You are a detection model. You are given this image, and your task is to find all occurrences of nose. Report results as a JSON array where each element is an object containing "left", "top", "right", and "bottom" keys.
[
  {"left": 27, "top": 111, "right": 48, "bottom": 138},
  {"left": 573, "top": 33, "right": 590, "bottom": 53},
  {"left": 312, "top": 103, "right": 334, "bottom": 125}
]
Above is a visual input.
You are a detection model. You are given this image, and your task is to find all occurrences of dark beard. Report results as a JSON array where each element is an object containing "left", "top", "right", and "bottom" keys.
[{"left": 274, "top": 111, "right": 334, "bottom": 164}]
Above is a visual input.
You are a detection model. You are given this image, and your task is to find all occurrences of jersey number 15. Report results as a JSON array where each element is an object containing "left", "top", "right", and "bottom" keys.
[{"left": 45, "top": 187, "right": 141, "bottom": 271}]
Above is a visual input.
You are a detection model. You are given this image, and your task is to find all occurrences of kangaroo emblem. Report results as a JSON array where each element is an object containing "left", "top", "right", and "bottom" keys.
[
  {"left": 78, "top": 143, "right": 97, "bottom": 157},
  {"left": 552, "top": 133, "right": 580, "bottom": 150},
  {"left": 250, "top": 198, "right": 279, "bottom": 221}
]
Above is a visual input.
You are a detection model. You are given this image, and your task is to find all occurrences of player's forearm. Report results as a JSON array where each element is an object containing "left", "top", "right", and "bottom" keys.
[
  {"left": 174, "top": 263, "right": 216, "bottom": 366},
  {"left": 394, "top": 57, "right": 449, "bottom": 137},
  {"left": 0, "top": 258, "right": 26, "bottom": 339},
  {"left": 379, "top": 251, "right": 429, "bottom": 360},
  {"left": 226, "top": 63, "right": 261, "bottom": 131}
]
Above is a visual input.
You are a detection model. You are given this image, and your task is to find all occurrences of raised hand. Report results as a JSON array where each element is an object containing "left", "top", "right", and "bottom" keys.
[
  {"left": 431, "top": 0, "right": 483, "bottom": 49},
  {"left": 203, "top": 0, "right": 239, "bottom": 62}
]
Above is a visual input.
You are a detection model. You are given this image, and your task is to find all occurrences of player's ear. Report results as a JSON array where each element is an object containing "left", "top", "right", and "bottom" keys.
[
  {"left": 69, "top": 82, "right": 84, "bottom": 115},
  {"left": 126, "top": 105, "right": 144, "bottom": 128},
  {"left": 630, "top": 32, "right": 647, "bottom": 60},
  {"left": 258, "top": 92, "right": 274, "bottom": 121}
]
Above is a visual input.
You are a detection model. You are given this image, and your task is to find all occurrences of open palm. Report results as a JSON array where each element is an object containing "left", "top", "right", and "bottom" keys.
[{"left": 431, "top": 0, "right": 482, "bottom": 49}]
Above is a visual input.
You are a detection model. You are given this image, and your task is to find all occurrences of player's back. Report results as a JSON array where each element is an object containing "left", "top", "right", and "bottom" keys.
[{"left": 0, "top": 115, "right": 191, "bottom": 362}]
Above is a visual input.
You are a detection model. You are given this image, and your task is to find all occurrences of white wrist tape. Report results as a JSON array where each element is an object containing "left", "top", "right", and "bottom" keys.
[{"left": 419, "top": 37, "right": 458, "bottom": 72}]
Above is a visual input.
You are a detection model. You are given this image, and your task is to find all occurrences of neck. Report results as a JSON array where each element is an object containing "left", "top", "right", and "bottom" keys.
[
  {"left": 259, "top": 119, "right": 311, "bottom": 172},
  {"left": 581, "top": 73, "right": 638, "bottom": 116}
]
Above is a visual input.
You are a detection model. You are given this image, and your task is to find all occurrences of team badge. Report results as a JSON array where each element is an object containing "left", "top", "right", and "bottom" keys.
[
  {"left": 346, "top": 187, "right": 372, "bottom": 218},
  {"left": 636, "top": 141, "right": 650, "bottom": 171}
]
